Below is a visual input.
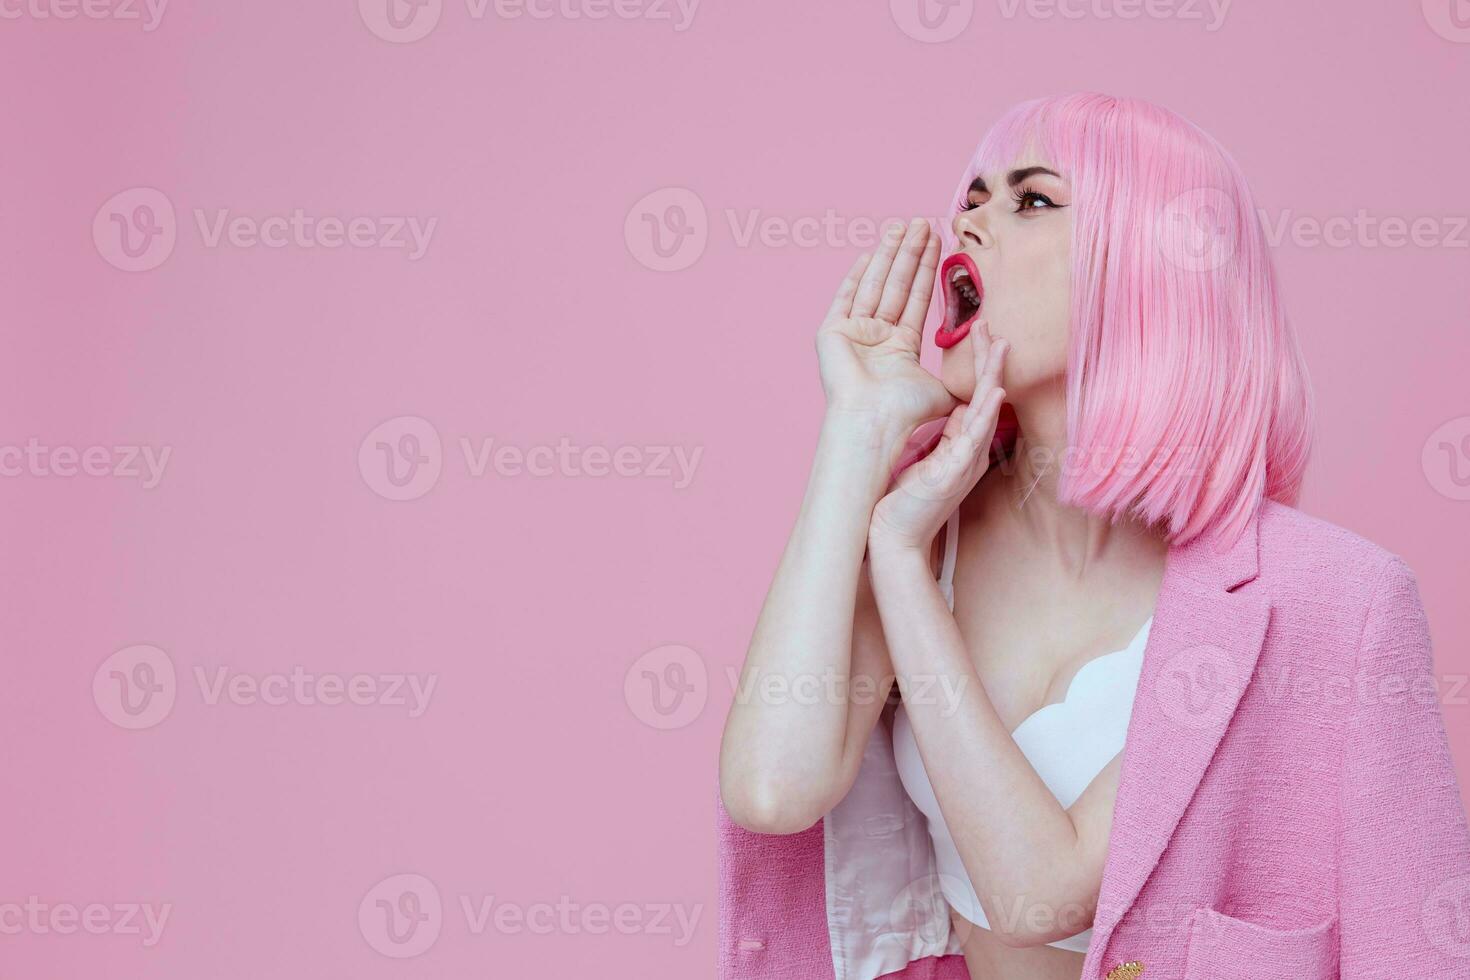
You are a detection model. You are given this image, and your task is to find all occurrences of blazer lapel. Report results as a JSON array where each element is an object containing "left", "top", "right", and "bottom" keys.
[{"left": 1088, "top": 505, "right": 1271, "bottom": 950}]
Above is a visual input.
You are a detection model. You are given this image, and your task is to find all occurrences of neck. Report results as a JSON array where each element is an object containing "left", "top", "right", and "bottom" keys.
[{"left": 985, "top": 389, "right": 1165, "bottom": 577}]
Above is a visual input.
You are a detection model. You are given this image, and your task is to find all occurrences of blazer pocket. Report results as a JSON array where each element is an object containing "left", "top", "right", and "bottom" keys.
[{"left": 1182, "top": 906, "right": 1338, "bottom": 980}]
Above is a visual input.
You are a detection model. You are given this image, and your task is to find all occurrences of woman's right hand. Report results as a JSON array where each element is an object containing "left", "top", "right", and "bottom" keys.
[{"left": 816, "top": 218, "right": 958, "bottom": 455}]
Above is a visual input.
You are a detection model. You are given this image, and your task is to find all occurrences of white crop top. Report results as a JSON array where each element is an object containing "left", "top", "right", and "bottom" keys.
[{"left": 891, "top": 508, "right": 1151, "bottom": 953}]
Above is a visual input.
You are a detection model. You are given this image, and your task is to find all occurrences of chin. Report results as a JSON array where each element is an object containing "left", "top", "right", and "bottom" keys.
[
  {"left": 939, "top": 341, "right": 1010, "bottom": 402},
  {"left": 940, "top": 357, "right": 976, "bottom": 399}
]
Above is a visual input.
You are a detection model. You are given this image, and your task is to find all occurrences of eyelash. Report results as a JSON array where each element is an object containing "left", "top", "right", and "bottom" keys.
[{"left": 958, "top": 187, "right": 1058, "bottom": 214}]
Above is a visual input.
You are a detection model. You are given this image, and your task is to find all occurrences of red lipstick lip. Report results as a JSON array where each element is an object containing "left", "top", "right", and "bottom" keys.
[{"left": 934, "top": 252, "right": 983, "bottom": 350}]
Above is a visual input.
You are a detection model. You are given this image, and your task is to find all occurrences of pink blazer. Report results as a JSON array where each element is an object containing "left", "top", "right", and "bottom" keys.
[{"left": 716, "top": 499, "right": 1470, "bottom": 979}]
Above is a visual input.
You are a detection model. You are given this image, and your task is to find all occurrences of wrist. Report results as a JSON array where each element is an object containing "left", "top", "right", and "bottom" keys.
[
  {"left": 810, "top": 410, "right": 906, "bottom": 504},
  {"left": 865, "top": 528, "right": 928, "bottom": 566},
  {"left": 821, "top": 405, "right": 910, "bottom": 461}
]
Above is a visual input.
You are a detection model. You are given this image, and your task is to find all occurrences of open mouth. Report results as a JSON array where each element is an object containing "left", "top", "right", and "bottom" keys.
[{"left": 936, "top": 253, "right": 983, "bottom": 349}]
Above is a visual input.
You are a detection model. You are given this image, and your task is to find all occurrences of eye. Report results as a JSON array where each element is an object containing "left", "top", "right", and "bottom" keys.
[
  {"left": 957, "top": 197, "right": 981, "bottom": 213},
  {"left": 1012, "top": 188, "right": 1057, "bottom": 213}
]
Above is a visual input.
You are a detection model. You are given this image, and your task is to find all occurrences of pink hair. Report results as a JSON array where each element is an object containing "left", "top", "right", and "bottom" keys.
[{"left": 946, "top": 92, "right": 1313, "bottom": 548}]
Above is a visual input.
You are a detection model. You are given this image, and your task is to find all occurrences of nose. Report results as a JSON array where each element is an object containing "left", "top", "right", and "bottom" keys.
[{"left": 951, "top": 202, "right": 992, "bottom": 250}]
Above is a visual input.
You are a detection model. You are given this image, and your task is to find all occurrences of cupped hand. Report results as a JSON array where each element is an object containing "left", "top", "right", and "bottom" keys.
[
  {"left": 816, "top": 218, "right": 958, "bottom": 450},
  {"left": 868, "top": 319, "right": 1008, "bottom": 553}
]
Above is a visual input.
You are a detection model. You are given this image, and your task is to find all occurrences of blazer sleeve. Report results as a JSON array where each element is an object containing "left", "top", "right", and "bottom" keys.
[{"left": 1338, "top": 555, "right": 1470, "bottom": 976}]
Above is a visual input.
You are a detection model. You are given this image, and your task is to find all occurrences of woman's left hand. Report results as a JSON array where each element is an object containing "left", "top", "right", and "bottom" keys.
[{"left": 868, "top": 321, "right": 1008, "bottom": 554}]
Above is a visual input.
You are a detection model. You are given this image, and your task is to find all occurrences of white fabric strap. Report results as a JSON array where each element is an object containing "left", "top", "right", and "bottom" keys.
[{"left": 937, "top": 509, "right": 960, "bottom": 612}]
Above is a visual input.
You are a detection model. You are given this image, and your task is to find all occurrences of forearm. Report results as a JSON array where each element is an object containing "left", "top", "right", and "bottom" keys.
[
  {"left": 720, "top": 410, "right": 906, "bottom": 827},
  {"left": 865, "top": 540, "right": 1095, "bottom": 940}
]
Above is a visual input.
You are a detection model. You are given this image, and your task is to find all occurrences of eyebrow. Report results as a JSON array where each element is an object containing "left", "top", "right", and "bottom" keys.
[{"left": 967, "top": 166, "right": 1063, "bottom": 195}]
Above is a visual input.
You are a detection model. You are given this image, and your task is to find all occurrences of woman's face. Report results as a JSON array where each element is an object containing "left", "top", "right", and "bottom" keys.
[{"left": 939, "top": 151, "right": 1074, "bottom": 401}]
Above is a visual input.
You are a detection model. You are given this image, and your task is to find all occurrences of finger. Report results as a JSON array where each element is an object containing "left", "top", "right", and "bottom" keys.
[
  {"left": 850, "top": 222, "right": 906, "bottom": 318},
  {"left": 965, "top": 320, "right": 1000, "bottom": 402},
  {"left": 875, "top": 219, "right": 929, "bottom": 324},
  {"left": 904, "top": 432, "right": 970, "bottom": 500},
  {"left": 935, "top": 402, "right": 989, "bottom": 470},
  {"left": 892, "top": 424, "right": 945, "bottom": 479},
  {"left": 897, "top": 235, "right": 940, "bottom": 338},
  {"left": 961, "top": 338, "right": 1006, "bottom": 434},
  {"left": 902, "top": 399, "right": 996, "bottom": 503},
  {"left": 977, "top": 329, "right": 1007, "bottom": 395},
  {"left": 969, "top": 317, "right": 995, "bottom": 383},
  {"left": 943, "top": 428, "right": 980, "bottom": 472},
  {"left": 928, "top": 392, "right": 998, "bottom": 495},
  {"left": 825, "top": 253, "right": 871, "bottom": 322},
  {"left": 930, "top": 419, "right": 988, "bottom": 490},
  {"left": 960, "top": 390, "right": 1005, "bottom": 472},
  {"left": 966, "top": 386, "right": 1006, "bottom": 439},
  {"left": 937, "top": 397, "right": 969, "bottom": 443}
]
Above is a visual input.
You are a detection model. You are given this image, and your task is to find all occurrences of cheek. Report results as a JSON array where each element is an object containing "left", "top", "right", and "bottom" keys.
[
  {"left": 991, "top": 237, "right": 1070, "bottom": 336},
  {"left": 1039, "top": 271, "right": 1071, "bottom": 343},
  {"left": 1027, "top": 234, "right": 1071, "bottom": 315},
  {"left": 1021, "top": 233, "right": 1072, "bottom": 361}
]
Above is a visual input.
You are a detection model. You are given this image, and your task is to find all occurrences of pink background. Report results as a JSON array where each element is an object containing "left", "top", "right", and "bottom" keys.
[{"left": 3, "top": 1, "right": 1469, "bottom": 976}]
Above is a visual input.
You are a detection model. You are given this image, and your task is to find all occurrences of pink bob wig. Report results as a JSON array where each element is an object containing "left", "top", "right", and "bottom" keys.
[{"left": 943, "top": 93, "right": 1314, "bottom": 548}]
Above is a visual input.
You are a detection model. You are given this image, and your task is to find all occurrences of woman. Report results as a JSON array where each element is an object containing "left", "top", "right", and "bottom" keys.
[{"left": 717, "top": 93, "right": 1470, "bottom": 980}]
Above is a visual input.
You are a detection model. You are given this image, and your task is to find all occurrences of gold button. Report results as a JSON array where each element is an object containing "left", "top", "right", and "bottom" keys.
[{"left": 1105, "top": 962, "right": 1144, "bottom": 980}]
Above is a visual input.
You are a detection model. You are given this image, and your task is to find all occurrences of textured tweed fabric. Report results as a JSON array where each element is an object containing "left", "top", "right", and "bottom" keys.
[{"left": 717, "top": 500, "right": 1470, "bottom": 979}]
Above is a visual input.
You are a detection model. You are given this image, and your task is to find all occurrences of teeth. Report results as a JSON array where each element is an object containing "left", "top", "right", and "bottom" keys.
[{"left": 949, "top": 265, "right": 980, "bottom": 306}]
